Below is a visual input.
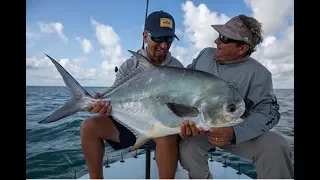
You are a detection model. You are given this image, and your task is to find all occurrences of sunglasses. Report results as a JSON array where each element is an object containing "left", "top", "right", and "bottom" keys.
[
  {"left": 147, "top": 32, "right": 174, "bottom": 43},
  {"left": 219, "top": 34, "right": 245, "bottom": 45}
]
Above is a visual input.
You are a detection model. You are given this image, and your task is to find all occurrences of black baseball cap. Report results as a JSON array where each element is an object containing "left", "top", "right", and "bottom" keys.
[{"left": 144, "top": 10, "right": 179, "bottom": 40}]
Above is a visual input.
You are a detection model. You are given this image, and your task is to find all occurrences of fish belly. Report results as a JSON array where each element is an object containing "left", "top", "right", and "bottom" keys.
[
  {"left": 110, "top": 99, "right": 203, "bottom": 138},
  {"left": 110, "top": 101, "right": 157, "bottom": 135}
]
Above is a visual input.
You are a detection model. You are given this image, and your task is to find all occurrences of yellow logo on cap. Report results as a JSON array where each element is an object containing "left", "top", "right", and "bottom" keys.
[{"left": 160, "top": 18, "right": 172, "bottom": 28}]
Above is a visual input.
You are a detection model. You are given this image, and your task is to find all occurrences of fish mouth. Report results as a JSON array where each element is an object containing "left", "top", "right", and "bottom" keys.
[
  {"left": 211, "top": 117, "right": 244, "bottom": 128},
  {"left": 214, "top": 105, "right": 245, "bottom": 127},
  {"left": 219, "top": 111, "right": 239, "bottom": 123},
  {"left": 199, "top": 101, "right": 246, "bottom": 129},
  {"left": 222, "top": 117, "right": 243, "bottom": 127}
]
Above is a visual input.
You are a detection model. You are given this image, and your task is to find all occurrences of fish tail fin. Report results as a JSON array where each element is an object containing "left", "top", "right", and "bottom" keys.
[{"left": 38, "top": 53, "right": 94, "bottom": 124}]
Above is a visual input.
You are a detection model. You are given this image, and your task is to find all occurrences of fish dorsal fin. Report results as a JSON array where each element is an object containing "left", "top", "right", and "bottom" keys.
[
  {"left": 98, "top": 50, "right": 156, "bottom": 97},
  {"left": 128, "top": 50, "right": 155, "bottom": 70},
  {"left": 166, "top": 103, "right": 199, "bottom": 117}
]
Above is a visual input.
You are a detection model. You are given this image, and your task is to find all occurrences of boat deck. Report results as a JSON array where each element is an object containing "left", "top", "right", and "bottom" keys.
[{"left": 78, "top": 151, "right": 251, "bottom": 179}]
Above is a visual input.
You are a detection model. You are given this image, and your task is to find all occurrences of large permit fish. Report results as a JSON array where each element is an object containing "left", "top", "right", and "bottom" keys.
[{"left": 38, "top": 50, "right": 246, "bottom": 151}]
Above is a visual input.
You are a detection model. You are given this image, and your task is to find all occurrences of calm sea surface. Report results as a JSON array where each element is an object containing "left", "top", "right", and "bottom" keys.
[{"left": 26, "top": 86, "right": 294, "bottom": 179}]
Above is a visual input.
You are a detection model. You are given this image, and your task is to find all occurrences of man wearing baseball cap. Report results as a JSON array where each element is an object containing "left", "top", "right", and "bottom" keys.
[
  {"left": 141, "top": 10, "right": 180, "bottom": 65},
  {"left": 179, "top": 15, "right": 294, "bottom": 179},
  {"left": 144, "top": 10, "right": 180, "bottom": 41},
  {"left": 81, "top": 10, "right": 183, "bottom": 179}
]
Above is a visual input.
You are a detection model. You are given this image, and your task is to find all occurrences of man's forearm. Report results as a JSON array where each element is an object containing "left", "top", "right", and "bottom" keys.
[{"left": 232, "top": 106, "right": 280, "bottom": 144}]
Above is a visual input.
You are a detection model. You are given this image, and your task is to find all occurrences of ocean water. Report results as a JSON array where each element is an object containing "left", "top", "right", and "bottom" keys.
[{"left": 26, "top": 86, "right": 294, "bottom": 179}]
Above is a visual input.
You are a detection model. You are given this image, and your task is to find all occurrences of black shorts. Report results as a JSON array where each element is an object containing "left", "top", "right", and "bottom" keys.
[{"left": 105, "top": 116, "right": 156, "bottom": 150}]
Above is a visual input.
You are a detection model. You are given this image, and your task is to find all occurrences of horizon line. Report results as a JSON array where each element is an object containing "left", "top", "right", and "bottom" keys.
[{"left": 25, "top": 85, "right": 294, "bottom": 90}]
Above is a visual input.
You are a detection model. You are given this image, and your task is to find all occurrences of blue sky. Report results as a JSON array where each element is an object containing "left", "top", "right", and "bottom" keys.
[{"left": 26, "top": 0, "right": 294, "bottom": 89}]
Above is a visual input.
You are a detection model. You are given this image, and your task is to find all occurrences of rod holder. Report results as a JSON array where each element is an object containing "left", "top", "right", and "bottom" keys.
[
  {"left": 73, "top": 169, "right": 77, "bottom": 179},
  {"left": 120, "top": 152, "right": 125, "bottom": 163},
  {"left": 223, "top": 156, "right": 227, "bottom": 167},
  {"left": 209, "top": 152, "right": 214, "bottom": 162},
  {"left": 237, "top": 163, "right": 242, "bottom": 175},
  {"left": 134, "top": 150, "right": 138, "bottom": 158},
  {"left": 252, "top": 157, "right": 256, "bottom": 164},
  {"left": 105, "top": 156, "right": 110, "bottom": 168}
]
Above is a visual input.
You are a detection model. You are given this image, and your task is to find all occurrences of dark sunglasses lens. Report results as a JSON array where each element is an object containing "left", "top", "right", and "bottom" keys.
[
  {"left": 219, "top": 34, "right": 229, "bottom": 44},
  {"left": 151, "top": 36, "right": 174, "bottom": 43},
  {"left": 166, "top": 37, "right": 174, "bottom": 43},
  {"left": 152, "top": 36, "right": 164, "bottom": 43}
]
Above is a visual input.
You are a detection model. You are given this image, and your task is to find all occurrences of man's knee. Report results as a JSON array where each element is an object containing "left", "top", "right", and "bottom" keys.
[
  {"left": 80, "top": 116, "right": 95, "bottom": 135},
  {"left": 179, "top": 138, "right": 194, "bottom": 170},
  {"left": 81, "top": 115, "right": 102, "bottom": 133},
  {"left": 80, "top": 115, "right": 118, "bottom": 140},
  {"left": 250, "top": 131, "right": 294, "bottom": 178},
  {"left": 255, "top": 131, "right": 292, "bottom": 158},
  {"left": 179, "top": 137, "right": 200, "bottom": 164},
  {"left": 179, "top": 137, "right": 211, "bottom": 179},
  {"left": 154, "top": 134, "right": 178, "bottom": 146}
]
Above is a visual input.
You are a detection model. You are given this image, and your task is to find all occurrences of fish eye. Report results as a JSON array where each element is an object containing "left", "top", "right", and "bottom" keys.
[{"left": 227, "top": 103, "right": 236, "bottom": 112}]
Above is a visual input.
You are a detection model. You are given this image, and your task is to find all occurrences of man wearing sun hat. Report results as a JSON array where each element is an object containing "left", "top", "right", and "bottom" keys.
[
  {"left": 81, "top": 10, "right": 184, "bottom": 179},
  {"left": 179, "top": 15, "right": 294, "bottom": 179}
]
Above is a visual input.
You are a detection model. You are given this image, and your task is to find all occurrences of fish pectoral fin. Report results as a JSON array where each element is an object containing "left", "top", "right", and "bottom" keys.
[
  {"left": 166, "top": 103, "right": 199, "bottom": 117},
  {"left": 130, "top": 136, "right": 151, "bottom": 152}
]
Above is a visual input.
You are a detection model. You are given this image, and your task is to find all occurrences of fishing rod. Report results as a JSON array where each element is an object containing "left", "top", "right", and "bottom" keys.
[
  {"left": 142, "top": 0, "right": 149, "bottom": 50},
  {"left": 140, "top": 3, "right": 152, "bottom": 178}
]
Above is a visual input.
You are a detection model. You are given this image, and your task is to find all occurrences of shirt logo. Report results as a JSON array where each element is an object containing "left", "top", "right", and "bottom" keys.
[{"left": 227, "top": 82, "right": 239, "bottom": 92}]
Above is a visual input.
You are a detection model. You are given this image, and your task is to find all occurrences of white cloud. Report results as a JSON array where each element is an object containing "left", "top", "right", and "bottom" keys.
[
  {"left": 26, "top": 56, "right": 52, "bottom": 69},
  {"left": 26, "top": 26, "right": 42, "bottom": 47},
  {"left": 170, "top": 44, "right": 198, "bottom": 66},
  {"left": 38, "top": 22, "right": 68, "bottom": 43},
  {"left": 169, "top": 1, "right": 231, "bottom": 67},
  {"left": 26, "top": 19, "right": 129, "bottom": 87},
  {"left": 181, "top": 1, "right": 230, "bottom": 50},
  {"left": 244, "top": 0, "right": 294, "bottom": 36},
  {"left": 76, "top": 37, "right": 93, "bottom": 54},
  {"left": 91, "top": 18, "right": 127, "bottom": 72},
  {"left": 26, "top": 55, "right": 109, "bottom": 87}
]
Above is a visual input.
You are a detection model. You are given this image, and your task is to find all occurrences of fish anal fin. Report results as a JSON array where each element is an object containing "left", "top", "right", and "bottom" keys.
[
  {"left": 130, "top": 136, "right": 151, "bottom": 152},
  {"left": 166, "top": 103, "right": 199, "bottom": 117},
  {"left": 129, "top": 122, "right": 181, "bottom": 152},
  {"left": 149, "top": 122, "right": 181, "bottom": 137}
]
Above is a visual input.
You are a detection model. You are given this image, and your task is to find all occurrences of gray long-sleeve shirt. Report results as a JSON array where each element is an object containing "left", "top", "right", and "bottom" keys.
[
  {"left": 187, "top": 47, "right": 280, "bottom": 144},
  {"left": 114, "top": 48, "right": 184, "bottom": 85}
]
